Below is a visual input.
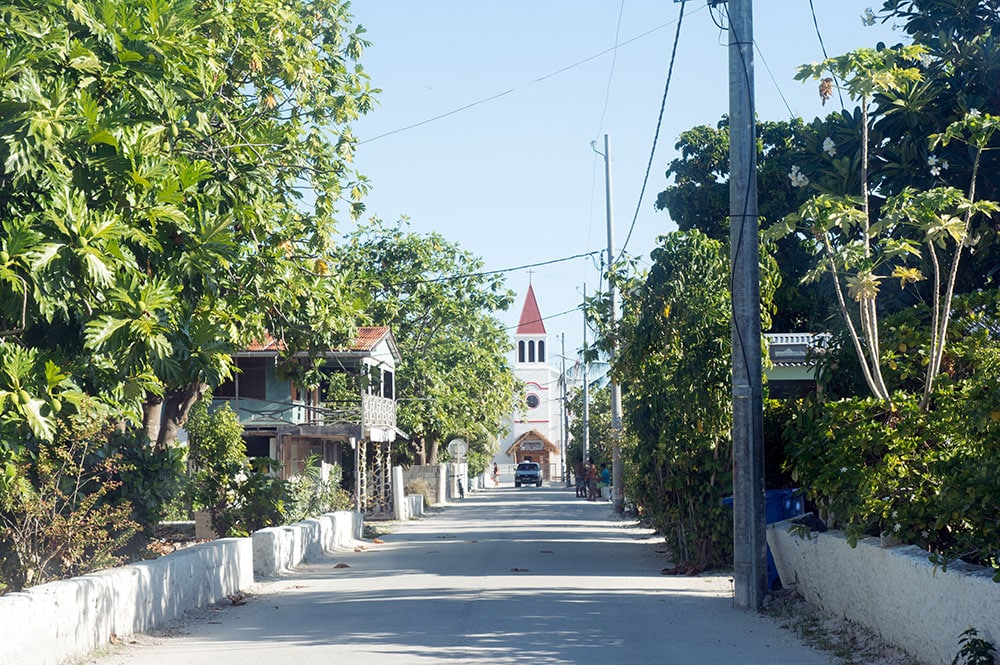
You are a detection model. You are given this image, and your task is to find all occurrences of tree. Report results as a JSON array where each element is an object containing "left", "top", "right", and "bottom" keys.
[
  {"left": 773, "top": 45, "right": 998, "bottom": 408},
  {"left": 334, "top": 220, "right": 519, "bottom": 472},
  {"left": 613, "top": 229, "right": 776, "bottom": 570},
  {"left": 0, "top": 0, "right": 375, "bottom": 452},
  {"left": 656, "top": 118, "right": 830, "bottom": 331}
]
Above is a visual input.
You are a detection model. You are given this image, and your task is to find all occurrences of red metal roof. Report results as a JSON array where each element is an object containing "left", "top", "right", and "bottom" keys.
[{"left": 516, "top": 285, "right": 546, "bottom": 335}]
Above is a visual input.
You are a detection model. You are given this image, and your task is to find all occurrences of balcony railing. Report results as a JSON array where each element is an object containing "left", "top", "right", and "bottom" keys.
[{"left": 362, "top": 394, "right": 396, "bottom": 430}]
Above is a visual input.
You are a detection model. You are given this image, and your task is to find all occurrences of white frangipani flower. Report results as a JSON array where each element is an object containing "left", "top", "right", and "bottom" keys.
[
  {"left": 823, "top": 137, "right": 837, "bottom": 157},
  {"left": 788, "top": 165, "right": 809, "bottom": 187}
]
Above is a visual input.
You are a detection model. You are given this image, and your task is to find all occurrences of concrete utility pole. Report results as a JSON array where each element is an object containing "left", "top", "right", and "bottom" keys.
[
  {"left": 560, "top": 333, "right": 570, "bottom": 486},
  {"left": 593, "top": 134, "right": 625, "bottom": 513},
  {"left": 728, "top": 0, "right": 767, "bottom": 610},
  {"left": 582, "top": 285, "right": 590, "bottom": 468}
]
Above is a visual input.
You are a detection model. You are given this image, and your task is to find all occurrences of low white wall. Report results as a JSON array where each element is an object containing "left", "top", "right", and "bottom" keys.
[
  {"left": 767, "top": 520, "right": 1000, "bottom": 665},
  {"left": 0, "top": 538, "right": 253, "bottom": 665},
  {"left": 0, "top": 510, "right": 363, "bottom": 665},
  {"left": 252, "top": 510, "right": 363, "bottom": 578}
]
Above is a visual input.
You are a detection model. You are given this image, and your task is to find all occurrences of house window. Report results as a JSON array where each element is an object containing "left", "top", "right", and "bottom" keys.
[
  {"left": 215, "top": 357, "right": 267, "bottom": 400},
  {"left": 382, "top": 370, "right": 394, "bottom": 399},
  {"left": 518, "top": 340, "right": 525, "bottom": 363},
  {"left": 538, "top": 340, "right": 545, "bottom": 362},
  {"left": 528, "top": 340, "right": 535, "bottom": 362}
]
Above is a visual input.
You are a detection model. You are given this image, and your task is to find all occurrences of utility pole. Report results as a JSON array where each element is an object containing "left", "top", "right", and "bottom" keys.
[
  {"left": 593, "top": 134, "right": 625, "bottom": 513},
  {"left": 582, "top": 285, "right": 590, "bottom": 469},
  {"left": 560, "top": 333, "right": 570, "bottom": 486},
  {"left": 729, "top": 0, "right": 767, "bottom": 610}
]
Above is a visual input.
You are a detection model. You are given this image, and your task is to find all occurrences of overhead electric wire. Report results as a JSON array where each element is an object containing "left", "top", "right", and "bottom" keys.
[
  {"left": 754, "top": 42, "right": 796, "bottom": 119},
  {"left": 807, "top": 0, "right": 846, "bottom": 109},
  {"left": 359, "top": 9, "right": 705, "bottom": 145},
  {"left": 616, "top": 0, "right": 686, "bottom": 263},
  {"left": 595, "top": 0, "right": 627, "bottom": 139},
  {"left": 504, "top": 306, "right": 582, "bottom": 332},
  {"left": 384, "top": 250, "right": 601, "bottom": 287}
]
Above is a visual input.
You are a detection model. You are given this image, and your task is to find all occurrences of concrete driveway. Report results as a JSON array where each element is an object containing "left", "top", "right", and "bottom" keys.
[{"left": 85, "top": 485, "right": 836, "bottom": 665}]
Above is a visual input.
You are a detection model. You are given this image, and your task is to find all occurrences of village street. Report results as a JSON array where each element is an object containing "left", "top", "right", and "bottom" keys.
[{"left": 84, "top": 486, "right": 839, "bottom": 665}]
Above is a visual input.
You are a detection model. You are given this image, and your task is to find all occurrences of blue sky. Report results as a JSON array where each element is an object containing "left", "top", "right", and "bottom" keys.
[{"left": 344, "top": 1, "right": 904, "bottom": 358}]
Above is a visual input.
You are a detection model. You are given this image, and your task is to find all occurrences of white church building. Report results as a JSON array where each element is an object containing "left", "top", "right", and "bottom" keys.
[{"left": 493, "top": 284, "right": 564, "bottom": 482}]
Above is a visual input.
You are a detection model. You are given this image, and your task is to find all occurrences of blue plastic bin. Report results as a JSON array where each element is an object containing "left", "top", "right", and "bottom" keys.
[{"left": 722, "top": 489, "right": 804, "bottom": 590}]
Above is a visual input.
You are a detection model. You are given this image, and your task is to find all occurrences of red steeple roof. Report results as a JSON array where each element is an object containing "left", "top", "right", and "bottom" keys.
[{"left": 516, "top": 285, "right": 546, "bottom": 335}]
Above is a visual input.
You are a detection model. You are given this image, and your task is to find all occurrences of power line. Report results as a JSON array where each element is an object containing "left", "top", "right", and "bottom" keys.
[
  {"left": 754, "top": 41, "right": 795, "bottom": 119},
  {"left": 504, "top": 305, "right": 582, "bottom": 332},
  {"left": 385, "top": 250, "right": 601, "bottom": 287},
  {"left": 617, "top": 1, "right": 687, "bottom": 262},
  {"left": 807, "top": 0, "right": 846, "bottom": 109},
  {"left": 595, "top": 0, "right": 627, "bottom": 140},
  {"left": 359, "top": 10, "right": 704, "bottom": 145}
]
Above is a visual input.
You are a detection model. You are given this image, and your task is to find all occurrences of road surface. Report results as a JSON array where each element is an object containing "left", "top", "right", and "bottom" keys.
[{"left": 84, "top": 485, "right": 836, "bottom": 664}]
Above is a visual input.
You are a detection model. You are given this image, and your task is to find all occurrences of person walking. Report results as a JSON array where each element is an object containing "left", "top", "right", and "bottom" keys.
[
  {"left": 586, "top": 458, "right": 599, "bottom": 501},
  {"left": 492, "top": 463, "right": 499, "bottom": 486}
]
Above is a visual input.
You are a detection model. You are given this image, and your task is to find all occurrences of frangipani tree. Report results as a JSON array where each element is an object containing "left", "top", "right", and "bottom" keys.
[{"left": 769, "top": 46, "right": 999, "bottom": 408}]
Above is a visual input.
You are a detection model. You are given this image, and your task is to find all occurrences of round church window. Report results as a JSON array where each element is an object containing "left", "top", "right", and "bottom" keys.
[{"left": 525, "top": 393, "right": 540, "bottom": 409}]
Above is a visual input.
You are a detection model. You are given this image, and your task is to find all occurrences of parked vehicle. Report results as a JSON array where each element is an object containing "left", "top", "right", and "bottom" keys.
[{"left": 514, "top": 462, "right": 543, "bottom": 487}]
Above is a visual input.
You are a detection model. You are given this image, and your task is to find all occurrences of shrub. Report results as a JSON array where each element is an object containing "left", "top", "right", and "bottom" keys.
[
  {"left": 186, "top": 398, "right": 287, "bottom": 537},
  {"left": 285, "top": 455, "right": 352, "bottom": 523},
  {"left": 405, "top": 479, "right": 434, "bottom": 508},
  {"left": 0, "top": 412, "right": 139, "bottom": 591},
  {"left": 785, "top": 354, "right": 1000, "bottom": 578}
]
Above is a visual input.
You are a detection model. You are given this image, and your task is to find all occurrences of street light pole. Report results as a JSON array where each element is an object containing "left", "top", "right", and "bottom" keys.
[
  {"left": 582, "top": 285, "right": 590, "bottom": 469},
  {"left": 596, "top": 134, "right": 626, "bottom": 513},
  {"left": 560, "top": 332, "right": 570, "bottom": 486},
  {"left": 729, "top": 0, "right": 767, "bottom": 610}
]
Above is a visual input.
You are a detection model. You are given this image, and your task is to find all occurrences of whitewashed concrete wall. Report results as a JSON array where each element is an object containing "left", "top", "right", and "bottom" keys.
[
  {"left": 767, "top": 520, "right": 1000, "bottom": 665},
  {"left": 252, "top": 510, "right": 363, "bottom": 577},
  {"left": 0, "top": 538, "right": 253, "bottom": 665},
  {"left": 0, "top": 510, "right": 363, "bottom": 665}
]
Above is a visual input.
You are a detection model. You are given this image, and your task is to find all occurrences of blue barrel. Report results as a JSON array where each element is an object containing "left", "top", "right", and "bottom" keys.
[{"left": 722, "top": 489, "right": 804, "bottom": 590}]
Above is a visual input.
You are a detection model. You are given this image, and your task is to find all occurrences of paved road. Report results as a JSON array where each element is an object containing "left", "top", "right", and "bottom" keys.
[{"left": 86, "top": 485, "right": 835, "bottom": 665}]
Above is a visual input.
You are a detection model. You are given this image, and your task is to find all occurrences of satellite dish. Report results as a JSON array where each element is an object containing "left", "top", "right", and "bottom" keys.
[{"left": 447, "top": 438, "right": 468, "bottom": 459}]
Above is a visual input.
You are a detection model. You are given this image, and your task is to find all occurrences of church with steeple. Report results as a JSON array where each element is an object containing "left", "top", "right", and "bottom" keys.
[{"left": 494, "top": 284, "right": 563, "bottom": 482}]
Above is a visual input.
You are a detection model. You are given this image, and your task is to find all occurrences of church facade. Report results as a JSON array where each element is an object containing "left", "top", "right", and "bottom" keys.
[{"left": 494, "top": 285, "right": 563, "bottom": 482}]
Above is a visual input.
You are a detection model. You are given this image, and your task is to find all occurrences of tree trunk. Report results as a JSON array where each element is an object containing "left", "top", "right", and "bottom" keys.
[
  {"left": 143, "top": 394, "right": 164, "bottom": 444},
  {"left": 413, "top": 437, "right": 427, "bottom": 465},
  {"left": 155, "top": 383, "right": 206, "bottom": 450},
  {"left": 427, "top": 438, "right": 439, "bottom": 465}
]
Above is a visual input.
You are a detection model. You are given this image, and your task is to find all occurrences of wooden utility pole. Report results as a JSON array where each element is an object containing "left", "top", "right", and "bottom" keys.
[{"left": 728, "top": 0, "right": 767, "bottom": 610}]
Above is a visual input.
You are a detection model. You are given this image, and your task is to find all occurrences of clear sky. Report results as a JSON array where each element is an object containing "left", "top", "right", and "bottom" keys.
[{"left": 343, "top": 1, "right": 904, "bottom": 359}]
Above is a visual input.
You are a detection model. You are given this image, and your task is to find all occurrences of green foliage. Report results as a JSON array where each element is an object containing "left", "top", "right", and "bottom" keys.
[
  {"left": 0, "top": 409, "right": 139, "bottom": 592},
  {"left": 186, "top": 400, "right": 350, "bottom": 537},
  {"left": 656, "top": 117, "right": 830, "bottom": 331},
  {"left": 762, "top": 398, "right": 797, "bottom": 489},
  {"left": 952, "top": 628, "right": 997, "bottom": 665},
  {"left": 784, "top": 355, "right": 1000, "bottom": 576},
  {"left": 110, "top": 431, "right": 187, "bottom": 536},
  {"left": 0, "top": 0, "right": 373, "bottom": 449},
  {"left": 614, "top": 230, "right": 776, "bottom": 570},
  {"left": 285, "top": 455, "right": 352, "bottom": 523},
  {"left": 335, "top": 219, "right": 518, "bottom": 467}
]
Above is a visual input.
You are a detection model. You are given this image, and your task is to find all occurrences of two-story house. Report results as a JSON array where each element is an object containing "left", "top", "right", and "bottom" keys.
[{"left": 212, "top": 326, "right": 404, "bottom": 515}]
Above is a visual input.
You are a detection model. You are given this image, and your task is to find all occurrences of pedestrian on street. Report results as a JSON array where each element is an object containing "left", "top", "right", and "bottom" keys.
[
  {"left": 492, "top": 463, "right": 499, "bottom": 486},
  {"left": 586, "top": 458, "right": 599, "bottom": 501}
]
